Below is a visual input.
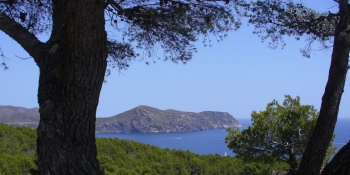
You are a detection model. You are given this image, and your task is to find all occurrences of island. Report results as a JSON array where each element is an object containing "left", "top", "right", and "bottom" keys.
[
  {"left": 0, "top": 105, "right": 241, "bottom": 133},
  {"left": 95, "top": 105, "right": 241, "bottom": 133}
]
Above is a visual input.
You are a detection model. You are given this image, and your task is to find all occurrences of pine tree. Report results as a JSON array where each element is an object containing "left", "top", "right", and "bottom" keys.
[{"left": 0, "top": 0, "right": 241, "bottom": 174}]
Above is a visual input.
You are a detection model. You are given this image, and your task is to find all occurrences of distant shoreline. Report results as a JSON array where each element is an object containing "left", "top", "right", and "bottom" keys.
[{"left": 94, "top": 126, "right": 242, "bottom": 134}]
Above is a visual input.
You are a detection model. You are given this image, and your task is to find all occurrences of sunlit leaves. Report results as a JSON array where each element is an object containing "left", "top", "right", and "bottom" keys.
[
  {"left": 225, "top": 95, "right": 336, "bottom": 171},
  {"left": 0, "top": 122, "right": 290, "bottom": 175},
  {"left": 0, "top": 123, "right": 37, "bottom": 174}
]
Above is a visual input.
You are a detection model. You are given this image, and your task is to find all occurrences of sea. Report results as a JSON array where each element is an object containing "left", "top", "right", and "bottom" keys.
[{"left": 96, "top": 118, "right": 350, "bottom": 156}]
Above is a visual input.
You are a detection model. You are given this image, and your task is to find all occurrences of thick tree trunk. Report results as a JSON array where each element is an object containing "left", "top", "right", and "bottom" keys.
[
  {"left": 36, "top": 0, "right": 107, "bottom": 174},
  {"left": 321, "top": 141, "right": 350, "bottom": 175},
  {"left": 296, "top": 1, "right": 350, "bottom": 174}
]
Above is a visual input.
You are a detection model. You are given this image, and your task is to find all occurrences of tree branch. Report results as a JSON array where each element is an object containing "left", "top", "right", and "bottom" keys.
[
  {"left": 0, "top": 47, "right": 9, "bottom": 70},
  {"left": 107, "top": 0, "right": 124, "bottom": 12},
  {"left": 0, "top": 12, "right": 45, "bottom": 63}
]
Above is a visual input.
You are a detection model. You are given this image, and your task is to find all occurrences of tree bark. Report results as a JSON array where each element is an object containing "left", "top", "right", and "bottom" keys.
[
  {"left": 296, "top": 1, "right": 350, "bottom": 174},
  {"left": 287, "top": 147, "right": 297, "bottom": 174},
  {"left": 35, "top": 0, "right": 107, "bottom": 174},
  {"left": 0, "top": 12, "right": 44, "bottom": 60},
  {"left": 321, "top": 141, "right": 350, "bottom": 175}
]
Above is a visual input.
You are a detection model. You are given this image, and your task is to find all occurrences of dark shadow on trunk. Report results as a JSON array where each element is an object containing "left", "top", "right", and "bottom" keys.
[
  {"left": 321, "top": 141, "right": 350, "bottom": 175},
  {"left": 35, "top": 0, "right": 107, "bottom": 174},
  {"left": 287, "top": 150, "right": 298, "bottom": 174},
  {"left": 296, "top": 1, "right": 350, "bottom": 174}
]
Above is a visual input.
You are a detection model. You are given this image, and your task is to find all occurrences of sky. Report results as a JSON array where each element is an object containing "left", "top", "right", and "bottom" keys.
[{"left": 1, "top": 0, "right": 349, "bottom": 119}]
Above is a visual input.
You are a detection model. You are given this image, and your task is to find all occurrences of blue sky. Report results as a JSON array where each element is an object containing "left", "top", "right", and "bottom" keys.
[{"left": 1, "top": 0, "right": 349, "bottom": 119}]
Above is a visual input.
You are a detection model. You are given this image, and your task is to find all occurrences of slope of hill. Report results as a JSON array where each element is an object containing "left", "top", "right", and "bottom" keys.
[
  {"left": 0, "top": 105, "right": 241, "bottom": 132},
  {"left": 0, "top": 122, "right": 289, "bottom": 175},
  {"left": 0, "top": 106, "right": 39, "bottom": 128},
  {"left": 95, "top": 105, "right": 241, "bottom": 133}
]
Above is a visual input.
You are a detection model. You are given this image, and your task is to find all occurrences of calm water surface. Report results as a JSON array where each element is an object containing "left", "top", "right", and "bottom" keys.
[{"left": 96, "top": 118, "right": 350, "bottom": 156}]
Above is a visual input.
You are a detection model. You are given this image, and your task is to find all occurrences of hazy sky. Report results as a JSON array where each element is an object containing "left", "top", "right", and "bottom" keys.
[{"left": 1, "top": 0, "right": 349, "bottom": 119}]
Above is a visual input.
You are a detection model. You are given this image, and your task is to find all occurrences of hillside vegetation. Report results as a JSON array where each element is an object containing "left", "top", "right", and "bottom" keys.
[
  {"left": 0, "top": 123, "right": 37, "bottom": 175},
  {"left": 0, "top": 123, "right": 289, "bottom": 175}
]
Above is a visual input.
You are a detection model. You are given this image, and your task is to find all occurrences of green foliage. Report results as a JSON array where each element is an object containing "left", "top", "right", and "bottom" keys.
[
  {"left": 0, "top": 123, "right": 37, "bottom": 175},
  {"left": 95, "top": 137, "right": 293, "bottom": 175},
  {"left": 96, "top": 138, "right": 241, "bottom": 175},
  {"left": 225, "top": 95, "right": 336, "bottom": 173},
  {"left": 0, "top": 122, "right": 301, "bottom": 174}
]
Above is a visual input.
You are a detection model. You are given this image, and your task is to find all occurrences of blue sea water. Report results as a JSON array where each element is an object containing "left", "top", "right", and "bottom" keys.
[
  {"left": 96, "top": 118, "right": 350, "bottom": 156},
  {"left": 333, "top": 118, "right": 350, "bottom": 149}
]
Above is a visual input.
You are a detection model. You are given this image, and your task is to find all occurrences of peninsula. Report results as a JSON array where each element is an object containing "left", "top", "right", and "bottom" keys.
[{"left": 0, "top": 105, "right": 241, "bottom": 133}]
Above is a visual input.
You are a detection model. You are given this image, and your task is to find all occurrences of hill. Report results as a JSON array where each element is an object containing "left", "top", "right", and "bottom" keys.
[
  {"left": 0, "top": 122, "right": 289, "bottom": 175},
  {"left": 0, "top": 105, "right": 241, "bottom": 132},
  {"left": 0, "top": 105, "right": 39, "bottom": 128},
  {"left": 95, "top": 105, "right": 241, "bottom": 133}
]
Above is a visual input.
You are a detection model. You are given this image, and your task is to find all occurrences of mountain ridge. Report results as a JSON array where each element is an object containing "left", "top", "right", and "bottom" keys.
[{"left": 0, "top": 105, "right": 241, "bottom": 132}]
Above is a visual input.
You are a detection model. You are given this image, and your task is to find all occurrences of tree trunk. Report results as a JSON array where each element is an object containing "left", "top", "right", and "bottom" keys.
[
  {"left": 287, "top": 148, "right": 297, "bottom": 174},
  {"left": 36, "top": 0, "right": 107, "bottom": 174},
  {"left": 321, "top": 141, "right": 350, "bottom": 175},
  {"left": 296, "top": 1, "right": 350, "bottom": 174}
]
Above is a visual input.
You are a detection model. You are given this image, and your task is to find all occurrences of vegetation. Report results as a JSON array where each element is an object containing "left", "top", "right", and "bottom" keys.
[
  {"left": 244, "top": 1, "right": 350, "bottom": 174},
  {"left": 0, "top": 0, "right": 243, "bottom": 173},
  {"left": 0, "top": 122, "right": 291, "bottom": 175},
  {"left": 0, "top": 123, "right": 36, "bottom": 175},
  {"left": 1, "top": 0, "right": 348, "bottom": 173},
  {"left": 225, "top": 95, "right": 336, "bottom": 174},
  {"left": 97, "top": 138, "right": 285, "bottom": 175}
]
